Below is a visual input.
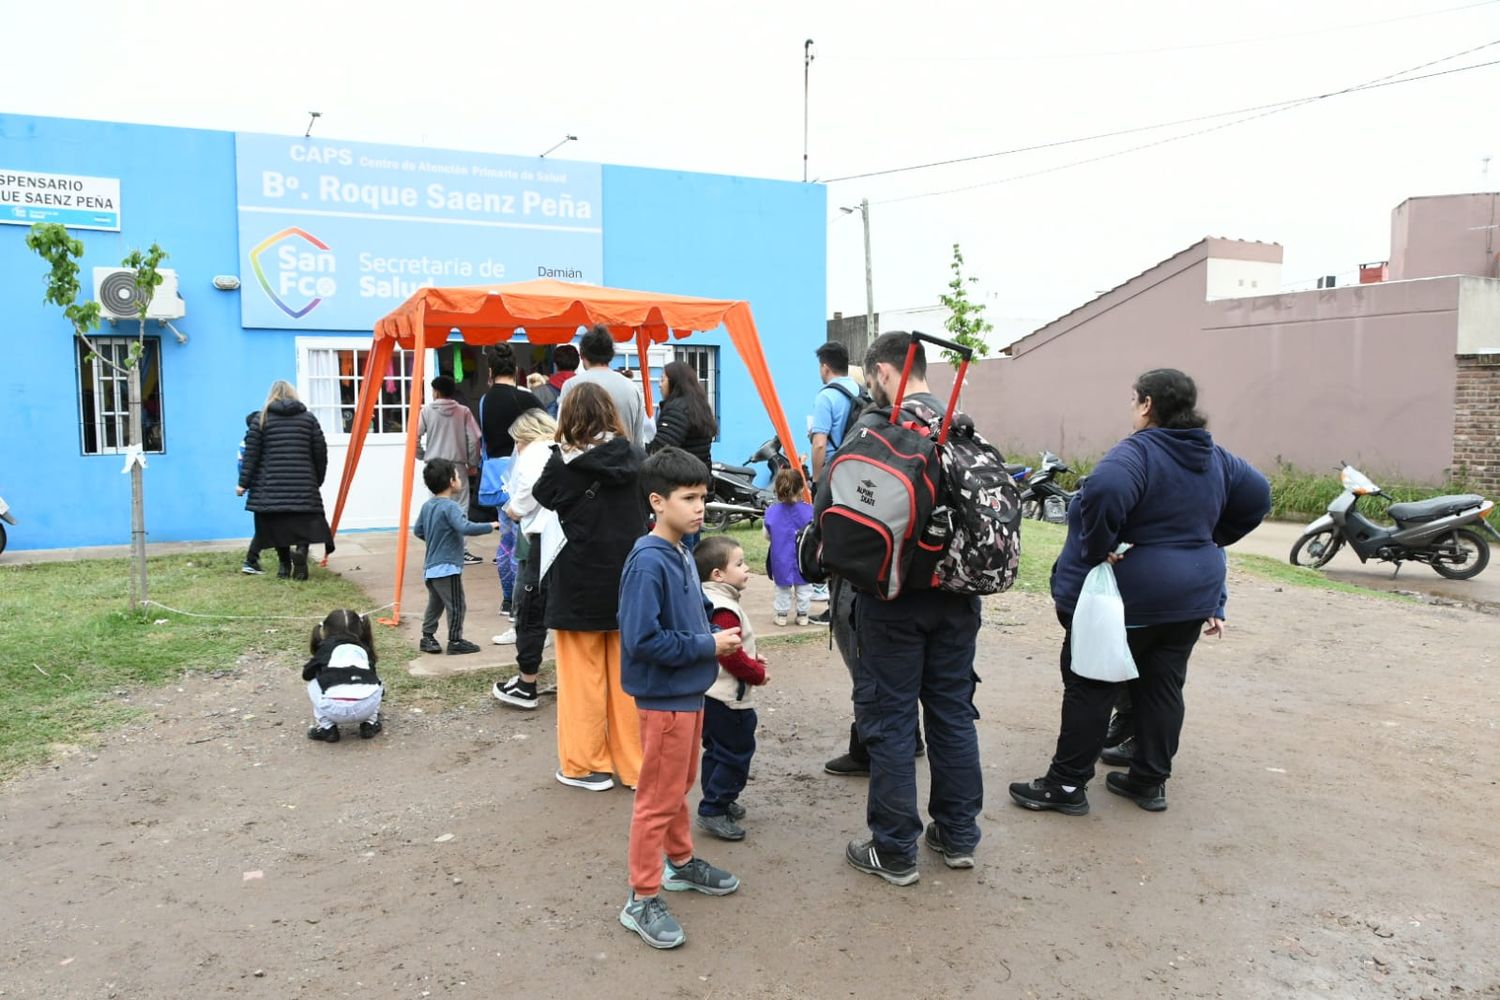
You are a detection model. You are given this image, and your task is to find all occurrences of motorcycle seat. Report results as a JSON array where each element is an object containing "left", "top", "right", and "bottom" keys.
[
  {"left": 1003, "top": 463, "right": 1028, "bottom": 476},
  {"left": 712, "top": 462, "right": 757, "bottom": 478},
  {"left": 1386, "top": 494, "right": 1484, "bottom": 524}
]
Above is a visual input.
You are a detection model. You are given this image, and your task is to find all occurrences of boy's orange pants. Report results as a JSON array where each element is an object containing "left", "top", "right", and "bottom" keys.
[
  {"left": 628, "top": 708, "right": 704, "bottom": 896},
  {"left": 553, "top": 630, "right": 643, "bottom": 786}
]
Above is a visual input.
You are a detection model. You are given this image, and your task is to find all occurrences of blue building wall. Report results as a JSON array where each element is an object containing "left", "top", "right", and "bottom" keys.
[{"left": 0, "top": 115, "right": 826, "bottom": 551}]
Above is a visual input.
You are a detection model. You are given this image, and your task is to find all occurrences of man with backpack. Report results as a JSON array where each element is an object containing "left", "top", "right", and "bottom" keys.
[
  {"left": 809, "top": 342, "right": 867, "bottom": 486},
  {"left": 531, "top": 343, "right": 579, "bottom": 418},
  {"left": 828, "top": 331, "right": 999, "bottom": 886}
]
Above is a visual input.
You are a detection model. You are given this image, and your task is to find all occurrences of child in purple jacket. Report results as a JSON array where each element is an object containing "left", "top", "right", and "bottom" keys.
[{"left": 762, "top": 467, "right": 814, "bottom": 626}]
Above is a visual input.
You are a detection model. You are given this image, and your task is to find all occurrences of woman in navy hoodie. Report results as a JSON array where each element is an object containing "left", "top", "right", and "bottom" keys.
[{"left": 1010, "top": 369, "right": 1270, "bottom": 815}]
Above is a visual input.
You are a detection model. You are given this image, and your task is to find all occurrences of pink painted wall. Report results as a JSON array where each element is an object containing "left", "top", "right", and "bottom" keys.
[
  {"left": 928, "top": 240, "right": 1465, "bottom": 484},
  {"left": 1389, "top": 192, "right": 1500, "bottom": 281}
]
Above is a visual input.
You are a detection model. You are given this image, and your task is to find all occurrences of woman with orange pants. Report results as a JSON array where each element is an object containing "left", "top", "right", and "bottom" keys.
[{"left": 532, "top": 382, "right": 648, "bottom": 790}]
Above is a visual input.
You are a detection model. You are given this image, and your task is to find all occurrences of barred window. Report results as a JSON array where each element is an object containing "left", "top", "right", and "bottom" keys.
[
  {"left": 77, "top": 337, "right": 164, "bottom": 455},
  {"left": 298, "top": 342, "right": 428, "bottom": 437}
]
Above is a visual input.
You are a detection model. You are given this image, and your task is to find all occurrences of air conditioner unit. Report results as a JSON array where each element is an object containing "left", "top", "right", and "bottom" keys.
[{"left": 93, "top": 267, "right": 187, "bottom": 322}]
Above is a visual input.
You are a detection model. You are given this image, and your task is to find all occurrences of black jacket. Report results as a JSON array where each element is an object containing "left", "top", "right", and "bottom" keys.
[
  {"left": 302, "top": 634, "right": 382, "bottom": 691},
  {"left": 479, "top": 383, "right": 540, "bottom": 459},
  {"left": 647, "top": 396, "right": 714, "bottom": 472},
  {"left": 532, "top": 437, "right": 647, "bottom": 632},
  {"left": 239, "top": 399, "right": 329, "bottom": 513}
]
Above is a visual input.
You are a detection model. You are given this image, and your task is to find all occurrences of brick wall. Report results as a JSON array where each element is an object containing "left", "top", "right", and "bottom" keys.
[{"left": 1454, "top": 354, "right": 1500, "bottom": 494}]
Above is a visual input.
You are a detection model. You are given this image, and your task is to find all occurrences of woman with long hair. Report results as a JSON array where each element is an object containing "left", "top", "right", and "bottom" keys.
[
  {"left": 531, "top": 382, "right": 648, "bottom": 791},
  {"left": 1009, "top": 369, "right": 1270, "bottom": 816},
  {"left": 236, "top": 380, "right": 333, "bottom": 580},
  {"left": 648, "top": 360, "right": 717, "bottom": 472}
]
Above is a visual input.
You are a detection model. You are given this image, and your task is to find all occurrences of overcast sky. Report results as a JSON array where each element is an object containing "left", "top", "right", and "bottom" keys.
[{"left": 6, "top": 0, "right": 1497, "bottom": 346}]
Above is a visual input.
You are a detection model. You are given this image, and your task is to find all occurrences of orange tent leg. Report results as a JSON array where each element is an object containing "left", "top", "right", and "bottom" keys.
[
  {"left": 380, "top": 331, "right": 428, "bottom": 626},
  {"left": 723, "top": 302, "right": 808, "bottom": 498},
  {"left": 636, "top": 327, "right": 655, "bottom": 419}
]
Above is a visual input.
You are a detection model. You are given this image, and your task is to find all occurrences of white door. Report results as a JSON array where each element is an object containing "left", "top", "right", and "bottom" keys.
[{"left": 296, "top": 337, "right": 439, "bottom": 530}]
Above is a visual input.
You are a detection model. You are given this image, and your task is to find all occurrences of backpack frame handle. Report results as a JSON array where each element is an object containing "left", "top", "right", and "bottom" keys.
[{"left": 889, "top": 330, "right": 973, "bottom": 446}]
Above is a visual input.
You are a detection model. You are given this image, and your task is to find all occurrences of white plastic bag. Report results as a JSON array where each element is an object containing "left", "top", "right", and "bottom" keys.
[{"left": 1069, "top": 562, "right": 1138, "bottom": 682}]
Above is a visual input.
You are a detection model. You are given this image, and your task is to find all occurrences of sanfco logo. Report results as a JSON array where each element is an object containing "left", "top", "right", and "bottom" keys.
[{"left": 249, "top": 227, "right": 336, "bottom": 319}]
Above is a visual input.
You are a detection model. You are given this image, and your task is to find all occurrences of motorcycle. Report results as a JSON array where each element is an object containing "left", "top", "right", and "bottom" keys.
[
  {"left": 1019, "top": 451, "right": 1076, "bottom": 523},
  {"left": 1290, "top": 464, "right": 1500, "bottom": 580},
  {"left": 706, "top": 437, "right": 788, "bottom": 530},
  {"left": 0, "top": 494, "right": 14, "bottom": 556}
]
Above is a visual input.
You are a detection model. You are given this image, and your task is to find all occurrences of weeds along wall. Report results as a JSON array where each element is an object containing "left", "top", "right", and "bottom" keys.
[{"left": 0, "top": 115, "right": 826, "bottom": 551}]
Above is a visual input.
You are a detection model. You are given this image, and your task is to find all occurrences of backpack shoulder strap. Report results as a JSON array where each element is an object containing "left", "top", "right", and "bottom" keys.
[{"left": 823, "top": 381, "right": 857, "bottom": 403}]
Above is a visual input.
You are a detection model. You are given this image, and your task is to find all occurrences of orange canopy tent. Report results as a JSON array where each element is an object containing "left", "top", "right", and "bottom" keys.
[{"left": 328, "top": 278, "right": 803, "bottom": 625}]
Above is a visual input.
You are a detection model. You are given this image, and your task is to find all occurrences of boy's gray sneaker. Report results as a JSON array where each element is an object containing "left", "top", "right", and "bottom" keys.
[
  {"left": 726, "top": 801, "right": 746, "bottom": 821},
  {"left": 696, "top": 812, "right": 746, "bottom": 841},
  {"left": 662, "top": 856, "right": 740, "bottom": 896},
  {"left": 924, "top": 821, "right": 975, "bottom": 869},
  {"left": 619, "top": 894, "right": 685, "bottom": 950}
]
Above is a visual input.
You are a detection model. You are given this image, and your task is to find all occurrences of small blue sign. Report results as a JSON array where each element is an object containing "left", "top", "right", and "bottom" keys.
[{"left": 234, "top": 133, "right": 603, "bottom": 331}]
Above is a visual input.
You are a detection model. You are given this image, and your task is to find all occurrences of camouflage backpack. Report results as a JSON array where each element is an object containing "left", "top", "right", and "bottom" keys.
[{"left": 905, "top": 400, "right": 1023, "bottom": 596}]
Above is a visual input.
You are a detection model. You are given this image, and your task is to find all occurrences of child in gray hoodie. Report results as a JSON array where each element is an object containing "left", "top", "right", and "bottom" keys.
[{"left": 413, "top": 458, "right": 497, "bottom": 655}]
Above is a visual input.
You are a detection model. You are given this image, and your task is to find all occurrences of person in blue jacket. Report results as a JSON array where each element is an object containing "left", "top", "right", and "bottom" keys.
[{"left": 1010, "top": 368, "right": 1270, "bottom": 815}]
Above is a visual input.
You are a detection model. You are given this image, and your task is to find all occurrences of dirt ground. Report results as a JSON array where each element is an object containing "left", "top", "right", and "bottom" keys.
[{"left": 3, "top": 567, "right": 1499, "bottom": 1000}]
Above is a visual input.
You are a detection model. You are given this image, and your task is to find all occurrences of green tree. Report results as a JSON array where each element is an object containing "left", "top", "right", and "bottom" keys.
[
  {"left": 937, "top": 242, "right": 993, "bottom": 366},
  {"left": 26, "top": 223, "right": 170, "bottom": 610}
]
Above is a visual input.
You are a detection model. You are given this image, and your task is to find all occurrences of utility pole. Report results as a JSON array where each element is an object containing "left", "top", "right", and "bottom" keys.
[
  {"left": 803, "top": 39, "right": 815, "bottom": 182},
  {"left": 860, "top": 198, "right": 874, "bottom": 342}
]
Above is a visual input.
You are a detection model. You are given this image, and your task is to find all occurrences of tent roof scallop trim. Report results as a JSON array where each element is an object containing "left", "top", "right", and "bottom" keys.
[{"left": 373, "top": 278, "right": 752, "bottom": 346}]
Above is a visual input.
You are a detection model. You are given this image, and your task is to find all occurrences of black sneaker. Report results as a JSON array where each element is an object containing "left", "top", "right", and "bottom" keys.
[
  {"left": 307, "top": 724, "right": 340, "bottom": 743},
  {"left": 1100, "top": 736, "right": 1135, "bottom": 767},
  {"left": 923, "top": 822, "right": 975, "bottom": 869},
  {"left": 1106, "top": 772, "right": 1168, "bottom": 812},
  {"left": 1008, "top": 777, "right": 1089, "bottom": 816},
  {"left": 501, "top": 599, "right": 514, "bottom": 618},
  {"left": 241, "top": 563, "right": 263, "bottom": 575},
  {"left": 808, "top": 609, "right": 832, "bottom": 625},
  {"left": 462, "top": 551, "right": 483, "bottom": 565},
  {"left": 493, "top": 676, "right": 539, "bottom": 710},
  {"left": 419, "top": 636, "right": 443, "bottom": 654},
  {"left": 359, "top": 719, "right": 382, "bottom": 739},
  {"left": 696, "top": 812, "right": 746, "bottom": 841},
  {"left": 662, "top": 856, "right": 740, "bottom": 895},
  {"left": 824, "top": 752, "right": 870, "bottom": 777},
  {"left": 845, "top": 838, "right": 919, "bottom": 886},
  {"left": 447, "top": 639, "right": 481, "bottom": 655},
  {"left": 726, "top": 801, "right": 746, "bottom": 821}
]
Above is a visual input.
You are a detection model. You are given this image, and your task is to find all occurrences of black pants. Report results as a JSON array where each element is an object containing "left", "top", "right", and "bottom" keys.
[
  {"left": 422, "top": 574, "right": 467, "bottom": 643},
  {"left": 1047, "top": 610, "right": 1201, "bottom": 787},
  {"left": 854, "top": 589, "right": 983, "bottom": 860},
  {"left": 513, "top": 534, "right": 548, "bottom": 675},
  {"left": 274, "top": 544, "right": 309, "bottom": 580},
  {"left": 699, "top": 699, "right": 757, "bottom": 816}
]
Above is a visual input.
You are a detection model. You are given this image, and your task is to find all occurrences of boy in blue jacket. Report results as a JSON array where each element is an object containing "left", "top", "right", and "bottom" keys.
[
  {"left": 617, "top": 447, "right": 744, "bottom": 950},
  {"left": 413, "top": 458, "right": 497, "bottom": 655}
]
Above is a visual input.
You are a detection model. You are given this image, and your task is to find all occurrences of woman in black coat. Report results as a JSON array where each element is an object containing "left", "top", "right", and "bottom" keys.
[
  {"left": 237, "top": 380, "right": 333, "bottom": 580},
  {"left": 532, "top": 382, "right": 648, "bottom": 791},
  {"left": 648, "top": 360, "right": 716, "bottom": 473}
]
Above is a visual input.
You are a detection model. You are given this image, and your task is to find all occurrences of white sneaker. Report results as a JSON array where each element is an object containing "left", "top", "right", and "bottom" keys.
[{"left": 492, "top": 628, "right": 517, "bottom": 645}]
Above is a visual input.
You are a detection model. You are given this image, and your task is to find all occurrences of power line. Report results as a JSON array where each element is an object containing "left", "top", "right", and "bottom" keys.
[
  {"left": 837, "top": 0, "right": 1499, "bottom": 62},
  {"left": 876, "top": 57, "right": 1500, "bottom": 205},
  {"left": 826, "top": 39, "right": 1500, "bottom": 184}
]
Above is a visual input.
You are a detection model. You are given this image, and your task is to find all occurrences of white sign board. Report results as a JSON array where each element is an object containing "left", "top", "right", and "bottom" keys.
[{"left": 0, "top": 169, "right": 121, "bottom": 231}]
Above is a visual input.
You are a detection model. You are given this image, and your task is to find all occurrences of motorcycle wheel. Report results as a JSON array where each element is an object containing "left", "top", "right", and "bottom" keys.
[
  {"left": 1431, "top": 528, "right": 1489, "bottom": 580},
  {"left": 702, "top": 507, "right": 730, "bottom": 532},
  {"left": 1289, "top": 529, "right": 1342, "bottom": 569},
  {"left": 0, "top": 521, "right": 6, "bottom": 557}
]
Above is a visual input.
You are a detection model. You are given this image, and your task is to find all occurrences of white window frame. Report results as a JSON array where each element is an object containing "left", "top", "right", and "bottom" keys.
[
  {"left": 295, "top": 337, "right": 438, "bottom": 442},
  {"left": 673, "top": 345, "right": 721, "bottom": 422},
  {"left": 77, "top": 336, "right": 164, "bottom": 456}
]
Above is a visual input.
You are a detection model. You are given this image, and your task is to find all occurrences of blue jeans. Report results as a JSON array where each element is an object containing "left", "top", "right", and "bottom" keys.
[
  {"left": 853, "top": 588, "right": 983, "bottom": 860},
  {"left": 699, "top": 698, "right": 757, "bottom": 816},
  {"left": 495, "top": 519, "right": 517, "bottom": 603}
]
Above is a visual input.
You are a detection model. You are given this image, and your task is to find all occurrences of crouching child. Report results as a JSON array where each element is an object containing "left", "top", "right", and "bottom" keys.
[
  {"left": 616, "top": 447, "right": 744, "bottom": 950},
  {"left": 304, "top": 609, "right": 383, "bottom": 743}
]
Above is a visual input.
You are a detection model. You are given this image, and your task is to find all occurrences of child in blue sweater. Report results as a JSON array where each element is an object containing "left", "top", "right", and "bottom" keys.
[
  {"left": 616, "top": 447, "right": 744, "bottom": 950},
  {"left": 413, "top": 458, "right": 497, "bottom": 655}
]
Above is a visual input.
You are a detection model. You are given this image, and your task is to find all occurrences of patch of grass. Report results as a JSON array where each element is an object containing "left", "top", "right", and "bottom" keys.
[
  {"left": 717, "top": 521, "right": 770, "bottom": 574},
  {"left": 0, "top": 551, "right": 414, "bottom": 779},
  {"left": 1229, "top": 552, "right": 1412, "bottom": 602},
  {"left": 1016, "top": 519, "right": 1067, "bottom": 594}
]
